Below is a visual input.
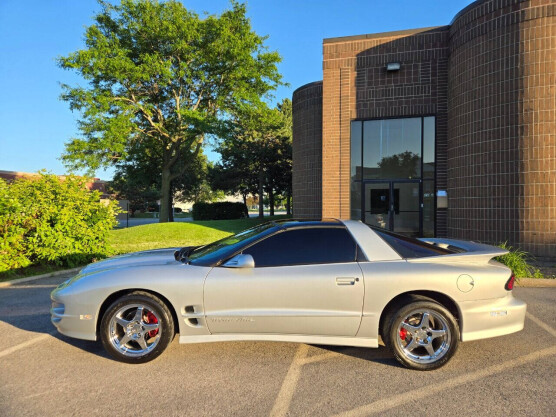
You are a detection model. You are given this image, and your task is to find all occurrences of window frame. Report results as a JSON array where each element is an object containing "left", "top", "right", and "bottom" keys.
[{"left": 350, "top": 115, "right": 437, "bottom": 238}]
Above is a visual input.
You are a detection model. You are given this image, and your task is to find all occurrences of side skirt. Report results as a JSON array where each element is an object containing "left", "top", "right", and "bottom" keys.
[{"left": 178, "top": 333, "right": 379, "bottom": 348}]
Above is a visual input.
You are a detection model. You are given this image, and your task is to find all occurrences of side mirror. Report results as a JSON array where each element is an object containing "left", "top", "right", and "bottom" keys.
[{"left": 222, "top": 254, "right": 255, "bottom": 269}]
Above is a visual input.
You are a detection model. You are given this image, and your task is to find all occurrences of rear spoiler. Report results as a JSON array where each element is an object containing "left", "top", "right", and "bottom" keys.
[{"left": 410, "top": 238, "right": 508, "bottom": 264}]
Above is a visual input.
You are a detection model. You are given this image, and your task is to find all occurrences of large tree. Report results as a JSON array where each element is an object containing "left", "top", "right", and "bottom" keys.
[
  {"left": 110, "top": 136, "right": 211, "bottom": 218},
  {"left": 58, "top": 0, "right": 282, "bottom": 222}
]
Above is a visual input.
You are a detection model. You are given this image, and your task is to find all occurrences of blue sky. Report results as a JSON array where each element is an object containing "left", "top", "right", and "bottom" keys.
[{"left": 0, "top": 0, "right": 473, "bottom": 179}]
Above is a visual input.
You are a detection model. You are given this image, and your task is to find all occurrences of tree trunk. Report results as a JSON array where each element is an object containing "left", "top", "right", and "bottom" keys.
[
  {"left": 286, "top": 189, "right": 291, "bottom": 216},
  {"left": 242, "top": 193, "right": 247, "bottom": 206},
  {"left": 269, "top": 188, "right": 275, "bottom": 216},
  {"left": 159, "top": 169, "right": 171, "bottom": 223},
  {"left": 168, "top": 188, "right": 174, "bottom": 222},
  {"left": 258, "top": 168, "right": 264, "bottom": 218}
]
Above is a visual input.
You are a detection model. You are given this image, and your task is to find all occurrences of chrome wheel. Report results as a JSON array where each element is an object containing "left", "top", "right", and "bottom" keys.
[
  {"left": 108, "top": 303, "right": 162, "bottom": 358},
  {"left": 394, "top": 308, "right": 452, "bottom": 365}
]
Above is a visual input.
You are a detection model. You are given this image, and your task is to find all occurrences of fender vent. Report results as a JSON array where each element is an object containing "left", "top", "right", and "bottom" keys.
[{"left": 184, "top": 305, "right": 201, "bottom": 327}]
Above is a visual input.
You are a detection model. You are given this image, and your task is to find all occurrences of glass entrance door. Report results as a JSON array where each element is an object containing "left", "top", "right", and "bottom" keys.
[
  {"left": 363, "top": 181, "right": 422, "bottom": 237},
  {"left": 392, "top": 182, "right": 420, "bottom": 236},
  {"left": 363, "top": 182, "right": 391, "bottom": 230}
]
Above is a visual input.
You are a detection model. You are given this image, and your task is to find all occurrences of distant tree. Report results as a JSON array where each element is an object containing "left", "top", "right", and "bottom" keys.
[
  {"left": 175, "top": 161, "right": 225, "bottom": 205},
  {"left": 212, "top": 99, "right": 292, "bottom": 217},
  {"left": 268, "top": 99, "right": 292, "bottom": 215},
  {"left": 215, "top": 104, "right": 283, "bottom": 218},
  {"left": 209, "top": 162, "right": 255, "bottom": 206},
  {"left": 58, "top": 0, "right": 282, "bottom": 222},
  {"left": 111, "top": 136, "right": 209, "bottom": 220}
]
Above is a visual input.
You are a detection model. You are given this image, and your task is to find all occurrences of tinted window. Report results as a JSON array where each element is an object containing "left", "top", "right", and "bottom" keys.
[
  {"left": 243, "top": 228, "right": 357, "bottom": 267},
  {"left": 188, "top": 222, "right": 278, "bottom": 266},
  {"left": 373, "top": 228, "right": 454, "bottom": 259}
]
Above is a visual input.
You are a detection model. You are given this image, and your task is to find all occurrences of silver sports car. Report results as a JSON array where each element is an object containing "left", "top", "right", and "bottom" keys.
[{"left": 51, "top": 219, "right": 526, "bottom": 370}]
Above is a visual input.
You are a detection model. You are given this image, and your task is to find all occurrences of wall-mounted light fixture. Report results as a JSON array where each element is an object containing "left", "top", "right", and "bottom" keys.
[{"left": 386, "top": 62, "right": 401, "bottom": 71}]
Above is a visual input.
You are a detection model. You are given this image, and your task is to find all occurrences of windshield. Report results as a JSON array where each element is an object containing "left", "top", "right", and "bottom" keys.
[{"left": 188, "top": 222, "right": 278, "bottom": 266}]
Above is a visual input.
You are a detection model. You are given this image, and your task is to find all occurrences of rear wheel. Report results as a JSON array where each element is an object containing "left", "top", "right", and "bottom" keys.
[
  {"left": 100, "top": 292, "right": 174, "bottom": 364},
  {"left": 387, "top": 301, "right": 459, "bottom": 370}
]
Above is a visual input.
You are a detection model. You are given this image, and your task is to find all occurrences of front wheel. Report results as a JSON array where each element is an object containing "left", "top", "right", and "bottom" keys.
[
  {"left": 100, "top": 292, "right": 174, "bottom": 364},
  {"left": 387, "top": 301, "right": 459, "bottom": 371}
]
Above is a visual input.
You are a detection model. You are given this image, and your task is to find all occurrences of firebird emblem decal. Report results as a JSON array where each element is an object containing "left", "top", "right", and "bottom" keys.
[{"left": 211, "top": 317, "right": 255, "bottom": 323}]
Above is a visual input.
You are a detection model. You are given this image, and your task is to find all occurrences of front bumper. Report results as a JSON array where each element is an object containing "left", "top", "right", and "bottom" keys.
[
  {"left": 460, "top": 292, "right": 527, "bottom": 342},
  {"left": 50, "top": 293, "right": 98, "bottom": 341}
]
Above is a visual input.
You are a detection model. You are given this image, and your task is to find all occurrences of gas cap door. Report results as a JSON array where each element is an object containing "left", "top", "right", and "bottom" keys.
[{"left": 457, "top": 274, "right": 475, "bottom": 293}]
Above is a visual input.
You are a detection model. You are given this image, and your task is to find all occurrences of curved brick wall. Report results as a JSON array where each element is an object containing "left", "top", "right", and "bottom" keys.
[
  {"left": 448, "top": 0, "right": 555, "bottom": 258},
  {"left": 292, "top": 81, "right": 323, "bottom": 218}
]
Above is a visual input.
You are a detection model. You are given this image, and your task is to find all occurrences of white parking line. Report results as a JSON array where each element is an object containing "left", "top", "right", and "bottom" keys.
[
  {"left": 300, "top": 351, "right": 342, "bottom": 365},
  {"left": 526, "top": 312, "right": 556, "bottom": 337},
  {"left": 268, "top": 313, "right": 556, "bottom": 417},
  {"left": 270, "top": 344, "right": 309, "bottom": 417},
  {"left": 270, "top": 346, "right": 345, "bottom": 417},
  {"left": 0, "top": 332, "right": 55, "bottom": 359},
  {"left": 5, "top": 284, "right": 58, "bottom": 289},
  {"left": 330, "top": 345, "right": 556, "bottom": 417}
]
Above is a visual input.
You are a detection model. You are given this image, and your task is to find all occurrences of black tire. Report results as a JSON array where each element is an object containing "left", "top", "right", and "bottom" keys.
[
  {"left": 386, "top": 300, "right": 459, "bottom": 371},
  {"left": 100, "top": 291, "right": 174, "bottom": 364}
]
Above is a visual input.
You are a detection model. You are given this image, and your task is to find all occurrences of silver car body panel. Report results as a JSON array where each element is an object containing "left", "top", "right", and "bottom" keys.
[
  {"left": 204, "top": 262, "right": 364, "bottom": 336},
  {"left": 51, "top": 220, "right": 526, "bottom": 349}
]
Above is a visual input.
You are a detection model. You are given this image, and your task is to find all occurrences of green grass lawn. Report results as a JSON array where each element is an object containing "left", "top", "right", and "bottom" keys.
[
  {"left": 110, "top": 215, "right": 289, "bottom": 254},
  {"left": 0, "top": 215, "right": 290, "bottom": 282}
]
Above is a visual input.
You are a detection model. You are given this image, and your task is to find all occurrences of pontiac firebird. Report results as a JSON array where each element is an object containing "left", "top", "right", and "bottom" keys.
[{"left": 51, "top": 219, "right": 526, "bottom": 370}]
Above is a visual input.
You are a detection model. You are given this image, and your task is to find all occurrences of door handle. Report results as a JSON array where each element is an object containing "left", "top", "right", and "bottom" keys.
[{"left": 336, "top": 277, "right": 358, "bottom": 285}]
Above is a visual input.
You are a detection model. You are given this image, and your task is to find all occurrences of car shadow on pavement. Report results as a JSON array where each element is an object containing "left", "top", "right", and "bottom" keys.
[
  {"left": 311, "top": 344, "right": 403, "bottom": 368},
  {"left": 0, "top": 308, "right": 114, "bottom": 361},
  {"left": 54, "top": 333, "right": 110, "bottom": 359}
]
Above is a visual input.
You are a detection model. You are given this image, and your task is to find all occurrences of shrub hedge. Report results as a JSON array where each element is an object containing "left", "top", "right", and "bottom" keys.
[
  {"left": 0, "top": 173, "right": 119, "bottom": 273},
  {"left": 496, "top": 242, "right": 544, "bottom": 278},
  {"left": 192, "top": 202, "right": 248, "bottom": 220}
]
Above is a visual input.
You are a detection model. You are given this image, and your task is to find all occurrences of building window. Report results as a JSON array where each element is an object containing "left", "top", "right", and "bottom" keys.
[
  {"left": 350, "top": 117, "right": 435, "bottom": 237},
  {"left": 362, "top": 118, "right": 422, "bottom": 180}
]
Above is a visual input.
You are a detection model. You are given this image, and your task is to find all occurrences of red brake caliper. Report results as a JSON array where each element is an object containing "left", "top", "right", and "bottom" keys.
[
  {"left": 399, "top": 327, "right": 408, "bottom": 341},
  {"left": 145, "top": 311, "right": 159, "bottom": 338}
]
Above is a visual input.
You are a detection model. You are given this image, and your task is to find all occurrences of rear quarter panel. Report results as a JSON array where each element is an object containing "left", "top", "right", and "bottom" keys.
[{"left": 356, "top": 259, "right": 513, "bottom": 340}]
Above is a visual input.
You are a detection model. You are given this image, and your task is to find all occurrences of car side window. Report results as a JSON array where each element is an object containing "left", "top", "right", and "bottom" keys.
[{"left": 242, "top": 227, "right": 357, "bottom": 268}]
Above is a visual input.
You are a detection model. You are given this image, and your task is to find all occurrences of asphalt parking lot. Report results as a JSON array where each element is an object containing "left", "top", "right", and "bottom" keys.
[{"left": 1, "top": 274, "right": 555, "bottom": 417}]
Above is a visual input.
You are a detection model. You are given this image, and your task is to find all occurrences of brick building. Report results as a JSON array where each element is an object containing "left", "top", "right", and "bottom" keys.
[
  {"left": 0, "top": 170, "right": 109, "bottom": 197},
  {"left": 292, "top": 0, "right": 555, "bottom": 260}
]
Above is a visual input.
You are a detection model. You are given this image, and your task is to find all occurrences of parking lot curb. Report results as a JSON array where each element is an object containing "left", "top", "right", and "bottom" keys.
[
  {"left": 0, "top": 267, "right": 81, "bottom": 288},
  {"left": 517, "top": 278, "right": 556, "bottom": 288}
]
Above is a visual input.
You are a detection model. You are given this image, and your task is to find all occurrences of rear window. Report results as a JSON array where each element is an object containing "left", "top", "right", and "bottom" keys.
[{"left": 372, "top": 228, "right": 455, "bottom": 259}]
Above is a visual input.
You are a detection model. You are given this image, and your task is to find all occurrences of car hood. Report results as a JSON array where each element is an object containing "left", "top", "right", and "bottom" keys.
[{"left": 80, "top": 248, "right": 181, "bottom": 274}]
